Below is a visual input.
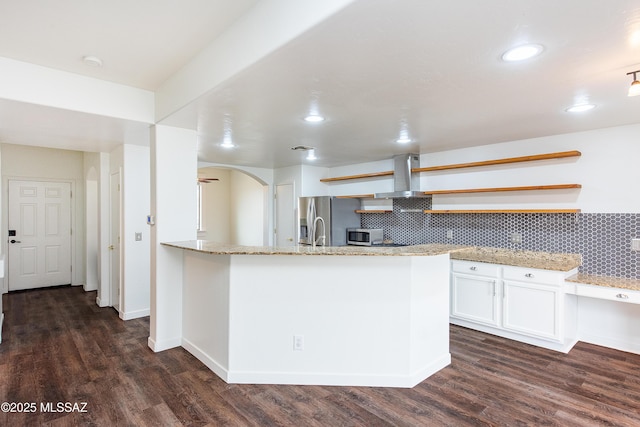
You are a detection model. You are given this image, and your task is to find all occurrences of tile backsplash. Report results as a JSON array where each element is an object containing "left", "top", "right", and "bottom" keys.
[{"left": 361, "top": 198, "right": 640, "bottom": 279}]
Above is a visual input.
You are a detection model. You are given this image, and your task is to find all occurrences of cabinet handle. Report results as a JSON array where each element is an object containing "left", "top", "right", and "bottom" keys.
[
  {"left": 616, "top": 293, "right": 629, "bottom": 299},
  {"left": 470, "top": 266, "right": 477, "bottom": 271},
  {"left": 525, "top": 273, "right": 535, "bottom": 278}
]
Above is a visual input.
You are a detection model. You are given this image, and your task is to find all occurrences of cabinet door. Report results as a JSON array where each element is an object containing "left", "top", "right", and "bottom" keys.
[
  {"left": 451, "top": 273, "right": 499, "bottom": 326},
  {"left": 502, "top": 280, "right": 561, "bottom": 341}
]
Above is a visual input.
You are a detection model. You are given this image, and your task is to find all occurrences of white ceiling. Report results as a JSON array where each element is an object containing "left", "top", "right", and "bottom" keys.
[
  {"left": 0, "top": 0, "right": 259, "bottom": 90},
  {"left": 1, "top": 0, "right": 640, "bottom": 168}
]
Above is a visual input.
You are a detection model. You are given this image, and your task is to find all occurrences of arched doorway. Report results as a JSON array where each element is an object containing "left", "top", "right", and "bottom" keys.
[{"left": 197, "top": 167, "right": 267, "bottom": 245}]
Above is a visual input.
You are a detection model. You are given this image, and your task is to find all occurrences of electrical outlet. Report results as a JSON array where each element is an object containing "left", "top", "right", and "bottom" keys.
[
  {"left": 632, "top": 239, "right": 640, "bottom": 251},
  {"left": 293, "top": 335, "right": 304, "bottom": 351},
  {"left": 446, "top": 230, "right": 453, "bottom": 239},
  {"left": 510, "top": 232, "right": 522, "bottom": 244}
]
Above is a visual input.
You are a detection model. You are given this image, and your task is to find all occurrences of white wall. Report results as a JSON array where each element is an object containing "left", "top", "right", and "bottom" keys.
[
  {"left": 198, "top": 166, "right": 269, "bottom": 246},
  {"left": 299, "top": 165, "right": 330, "bottom": 197},
  {"left": 229, "top": 169, "right": 265, "bottom": 245},
  {"left": 84, "top": 163, "right": 99, "bottom": 291},
  {"left": 83, "top": 151, "right": 110, "bottom": 306},
  {"left": 324, "top": 159, "right": 393, "bottom": 197},
  {"left": 422, "top": 123, "right": 640, "bottom": 213},
  {"left": 317, "top": 123, "right": 640, "bottom": 213},
  {"left": 149, "top": 125, "right": 197, "bottom": 352},
  {"left": 578, "top": 297, "right": 640, "bottom": 354},
  {"left": 1, "top": 143, "right": 85, "bottom": 291},
  {"left": 198, "top": 168, "right": 231, "bottom": 242},
  {"left": 108, "top": 144, "right": 151, "bottom": 319},
  {"left": 121, "top": 145, "right": 151, "bottom": 319},
  {"left": 156, "top": 0, "right": 356, "bottom": 121},
  {"left": 0, "top": 57, "right": 154, "bottom": 123}
]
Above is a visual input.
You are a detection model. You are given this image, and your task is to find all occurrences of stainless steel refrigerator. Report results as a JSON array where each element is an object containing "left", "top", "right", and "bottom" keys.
[{"left": 298, "top": 196, "right": 361, "bottom": 246}]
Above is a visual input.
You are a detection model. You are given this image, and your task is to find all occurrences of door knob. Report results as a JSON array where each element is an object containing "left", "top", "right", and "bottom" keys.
[{"left": 10, "top": 239, "right": 21, "bottom": 244}]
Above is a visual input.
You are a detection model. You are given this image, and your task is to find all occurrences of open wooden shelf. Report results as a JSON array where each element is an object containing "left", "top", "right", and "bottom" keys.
[
  {"left": 355, "top": 210, "right": 392, "bottom": 214},
  {"left": 335, "top": 194, "right": 375, "bottom": 199},
  {"left": 424, "top": 209, "right": 581, "bottom": 214},
  {"left": 320, "top": 150, "right": 581, "bottom": 182},
  {"left": 424, "top": 184, "right": 581, "bottom": 195},
  {"left": 320, "top": 171, "right": 393, "bottom": 183},
  {"left": 413, "top": 150, "right": 581, "bottom": 173}
]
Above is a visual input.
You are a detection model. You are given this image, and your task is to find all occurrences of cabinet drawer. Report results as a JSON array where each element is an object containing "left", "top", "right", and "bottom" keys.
[
  {"left": 575, "top": 284, "right": 640, "bottom": 304},
  {"left": 503, "top": 266, "right": 562, "bottom": 286},
  {"left": 452, "top": 260, "right": 500, "bottom": 277}
]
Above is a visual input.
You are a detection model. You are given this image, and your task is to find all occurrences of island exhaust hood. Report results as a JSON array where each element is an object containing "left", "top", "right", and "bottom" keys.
[{"left": 375, "top": 153, "right": 430, "bottom": 199}]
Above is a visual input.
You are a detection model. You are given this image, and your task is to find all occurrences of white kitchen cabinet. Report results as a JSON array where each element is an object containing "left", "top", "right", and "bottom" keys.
[
  {"left": 502, "top": 265, "right": 565, "bottom": 342},
  {"left": 450, "top": 260, "right": 578, "bottom": 353},
  {"left": 502, "top": 279, "right": 561, "bottom": 341},
  {"left": 451, "top": 261, "right": 500, "bottom": 327}
]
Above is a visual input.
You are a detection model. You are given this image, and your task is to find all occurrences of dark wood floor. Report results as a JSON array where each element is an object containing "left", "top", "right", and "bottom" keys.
[{"left": 2, "top": 286, "right": 640, "bottom": 426}]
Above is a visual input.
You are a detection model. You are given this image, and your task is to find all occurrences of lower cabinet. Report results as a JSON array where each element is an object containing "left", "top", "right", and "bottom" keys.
[
  {"left": 451, "top": 263, "right": 499, "bottom": 327},
  {"left": 502, "top": 279, "right": 561, "bottom": 341},
  {"left": 450, "top": 260, "right": 578, "bottom": 352}
]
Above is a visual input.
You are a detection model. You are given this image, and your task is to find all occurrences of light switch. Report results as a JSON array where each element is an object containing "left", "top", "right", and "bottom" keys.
[{"left": 135, "top": 232, "right": 142, "bottom": 241}]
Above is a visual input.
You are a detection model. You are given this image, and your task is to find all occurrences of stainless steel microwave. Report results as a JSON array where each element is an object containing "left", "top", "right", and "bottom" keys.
[{"left": 346, "top": 228, "right": 384, "bottom": 246}]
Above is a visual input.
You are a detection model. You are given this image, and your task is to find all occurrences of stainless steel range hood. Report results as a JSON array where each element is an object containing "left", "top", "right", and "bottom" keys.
[{"left": 375, "top": 153, "right": 430, "bottom": 199}]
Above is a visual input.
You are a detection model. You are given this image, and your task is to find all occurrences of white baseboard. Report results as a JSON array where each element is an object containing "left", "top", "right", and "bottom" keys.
[
  {"left": 148, "top": 336, "right": 181, "bottom": 353},
  {"left": 451, "top": 318, "right": 578, "bottom": 353},
  {"left": 182, "top": 337, "right": 450, "bottom": 388},
  {"left": 119, "top": 308, "right": 150, "bottom": 321},
  {"left": 95, "top": 296, "right": 109, "bottom": 307},
  {"left": 579, "top": 333, "right": 640, "bottom": 355},
  {"left": 182, "top": 338, "right": 229, "bottom": 382}
]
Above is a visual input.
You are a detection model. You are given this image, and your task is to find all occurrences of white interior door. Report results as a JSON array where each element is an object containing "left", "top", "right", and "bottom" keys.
[
  {"left": 275, "top": 184, "right": 295, "bottom": 247},
  {"left": 8, "top": 180, "right": 72, "bottom": 291},
  {"left": 110, "top": 171, "right": 121, "bottom": 311}
]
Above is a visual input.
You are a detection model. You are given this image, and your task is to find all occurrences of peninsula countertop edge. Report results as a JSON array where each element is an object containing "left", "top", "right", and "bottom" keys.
[
  {"left": 161, "top": 241, "right": 469, "bottom": 257},
  {"left": 161, "top": 241, "right": 582, "bottom": 271}
]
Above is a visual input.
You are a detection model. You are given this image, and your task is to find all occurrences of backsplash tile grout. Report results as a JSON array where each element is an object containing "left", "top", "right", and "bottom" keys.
[{"left": 361, "top": 199, "right": 640, "bottom": 279}]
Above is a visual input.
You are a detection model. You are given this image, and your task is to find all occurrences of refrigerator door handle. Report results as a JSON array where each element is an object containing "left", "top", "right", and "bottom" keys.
[{"left": 307, "top": 199, "right": 316, "bottom": 244}]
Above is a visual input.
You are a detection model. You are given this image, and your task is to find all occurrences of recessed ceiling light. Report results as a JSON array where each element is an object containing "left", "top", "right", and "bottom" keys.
[
  {"left": 304, "top": 114, "right": 325, "bottom": 123},
  {"left": 82, "top": 55, "right": 103, "bottom": 67},
  {"left": 306, "top": 149, "right": 317, "bottom": 161},
  {"left": 501, "top": 44, "right": 544, "bottom": 62},
  {"left": 220, "top": 132, "right": 235, "bottom": 148},
  {"left": 565, "top": 103, "right": 596, "bottom": 113},
  {"left": 396, "top": 137, "right": 412, "bottom": 144}
]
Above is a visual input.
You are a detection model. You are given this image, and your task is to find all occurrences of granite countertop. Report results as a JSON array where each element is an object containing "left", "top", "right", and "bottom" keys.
[
  {"left": 164, "top": 240, "right": 640, "bottom": 292},
  {"left": 450, "top": 246, "right": 582, "bottom": 272},
  {"left": 162, "top": 240, "right": 470, "bottom": 256},
  {"left": 565, "top": 273, "right": 640, "bottom": 291}
]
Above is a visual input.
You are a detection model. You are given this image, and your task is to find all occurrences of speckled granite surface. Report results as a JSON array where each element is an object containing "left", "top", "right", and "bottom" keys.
[
  {"left": 450, "top": 246, "right": 582, "bottom": 272},
  {"left": 161, "top": 241, "right": 470, "bottom": 256},
  {"left": 566, "top": 273, "right": 640, "bottom": 291},
  {"left": 164, "top": 241, "right": 640, "bottom": 292}
]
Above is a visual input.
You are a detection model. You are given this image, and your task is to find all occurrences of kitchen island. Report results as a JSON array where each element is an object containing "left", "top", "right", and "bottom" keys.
[{"left": 161, "top": 241, "right": 467, "bottom": 388}]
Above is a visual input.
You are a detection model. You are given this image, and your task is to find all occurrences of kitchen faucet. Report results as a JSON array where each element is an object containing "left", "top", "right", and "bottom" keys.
[{"left": 312, "top": 216, "right": 326, "bottom": 247}]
